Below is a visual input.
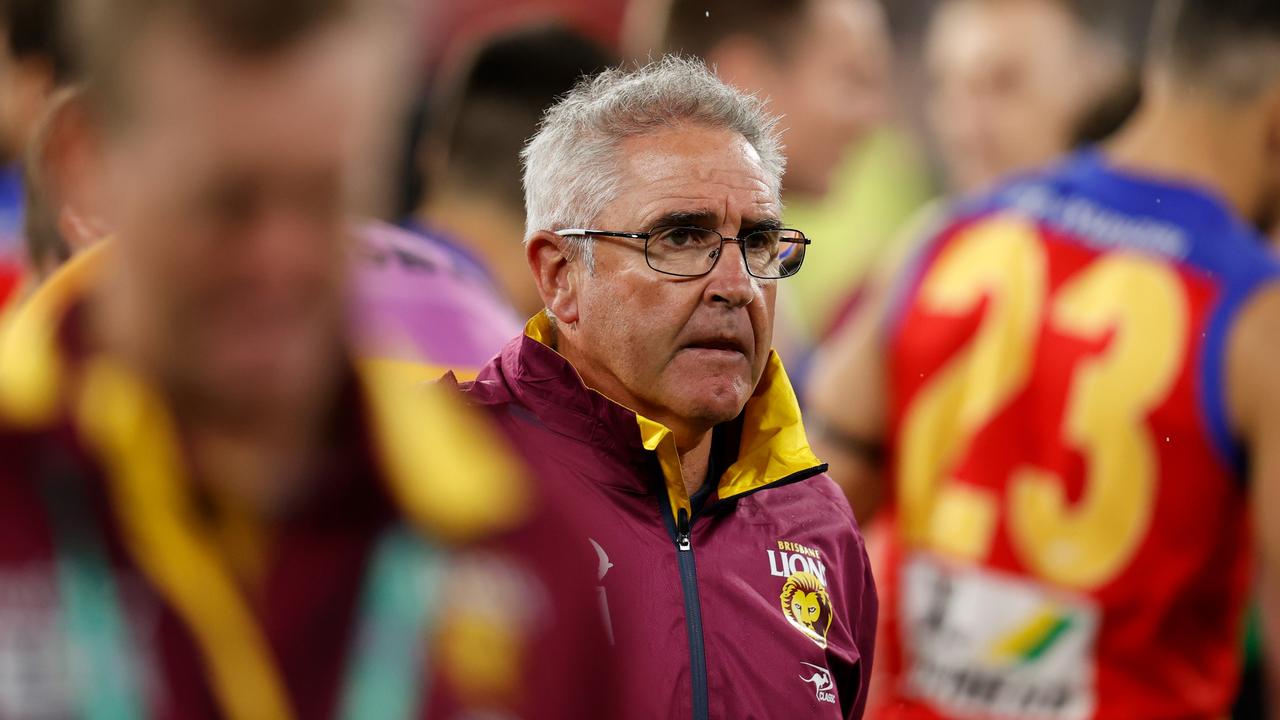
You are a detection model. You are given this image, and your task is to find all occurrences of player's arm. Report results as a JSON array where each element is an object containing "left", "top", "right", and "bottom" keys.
[
  {"left": 806, "top": 286, "right": 891, "bottom": 525},
  {"left": 806, "top": 204, "right": 945, "bottom": 525},
  {"left": 1227, "top": 283, "right": 1280, "bottom": 719}
]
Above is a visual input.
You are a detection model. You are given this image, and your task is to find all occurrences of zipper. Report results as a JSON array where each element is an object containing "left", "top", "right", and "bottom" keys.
[
  {"left": 673, "top": 506, "right": 709, "bottom": 720},
  {"left": 661, "top": 463, "right": 827, "bottom": 720}
]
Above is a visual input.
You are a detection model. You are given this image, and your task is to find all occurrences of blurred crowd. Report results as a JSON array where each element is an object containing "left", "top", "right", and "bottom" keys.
[{"left": 0, "top": 0, "right": 1277, "bottom": 718}]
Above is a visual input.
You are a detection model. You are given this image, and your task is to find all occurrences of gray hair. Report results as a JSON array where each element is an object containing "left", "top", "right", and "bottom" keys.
[{"left": 521, "top": 55, "right": 786, "bottom": 264}]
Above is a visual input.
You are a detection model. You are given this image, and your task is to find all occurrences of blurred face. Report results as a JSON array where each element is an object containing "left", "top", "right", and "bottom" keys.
[
  {"left": 755, "top": 0, "right": 890, "bottom": 198},
  {"left": 93, "top": 16, "right": 394, "bottom": 426},
  {"left": 561, "top": 125, "right": 780, "bottom": 438},
  {"left": 927, "top": 0, "right": 1090, "bottom": 194}
]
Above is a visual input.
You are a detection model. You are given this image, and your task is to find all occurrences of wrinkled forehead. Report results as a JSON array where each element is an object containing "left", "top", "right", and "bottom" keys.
[{"left": 607, "top": 124, "right": 782, "bottom": 230}]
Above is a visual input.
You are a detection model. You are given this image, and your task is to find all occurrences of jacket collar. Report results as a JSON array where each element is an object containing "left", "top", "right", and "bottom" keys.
[{"left": 474, "top": 312, "right": 825, "bottom": 522}]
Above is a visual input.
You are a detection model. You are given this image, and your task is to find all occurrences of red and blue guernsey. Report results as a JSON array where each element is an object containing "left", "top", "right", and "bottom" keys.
[{"left": 877, "top": 150, "right": 1280, "bottom": 719}]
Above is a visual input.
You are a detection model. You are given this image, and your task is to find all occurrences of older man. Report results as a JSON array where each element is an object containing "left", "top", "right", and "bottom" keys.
[{"left": 456, "top": 57, "right": 877, "bottom": 719}]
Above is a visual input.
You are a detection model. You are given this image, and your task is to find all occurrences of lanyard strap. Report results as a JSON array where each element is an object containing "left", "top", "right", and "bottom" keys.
[
  {"left": 44, "top": 471, "right": 442, "bottom": 720},
  {"left": 337, "top": 527, "right": 444, "bottom": 720},
  {"left": 40, "top": 457, "right": 145, "bottom": 720}
]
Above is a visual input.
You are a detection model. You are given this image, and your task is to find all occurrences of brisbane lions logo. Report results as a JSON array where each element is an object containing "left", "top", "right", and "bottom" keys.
[{"left": 780, "top": 570, "right": 833, "bottom": 648}]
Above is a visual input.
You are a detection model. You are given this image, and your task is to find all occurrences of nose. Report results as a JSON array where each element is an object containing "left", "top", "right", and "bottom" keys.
[{"left": 703, "top": 237, "right": 755, "bottom": 308}]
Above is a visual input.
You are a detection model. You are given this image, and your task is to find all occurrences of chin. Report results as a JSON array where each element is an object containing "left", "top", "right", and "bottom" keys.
[
  {"left": 681, "top": 384, "right": 752, "bottom": 427},
  {"left": 183, "top": 342, "right": 338, "bottom": 428}
]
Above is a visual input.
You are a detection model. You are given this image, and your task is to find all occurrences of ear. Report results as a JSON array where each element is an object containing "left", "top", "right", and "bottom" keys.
[
  {"left": 47, "top": 90, "right": 113, "bottom": 237},
  {"left": 526, "top": 230, "right": 581, "bottom": 325},
  {"left": 57, "top": 207, "right": 110, "bottom": 254}
]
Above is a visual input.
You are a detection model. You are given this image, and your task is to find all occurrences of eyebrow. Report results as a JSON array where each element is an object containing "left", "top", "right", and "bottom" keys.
[
  {"left": 741, "top": 217, "right": 784, "bottom": 234},
  {"left": 647, "top": 210, "right": 784, "bottom": 234},
  {"left": 648, "top": 209, "right": 720, "bottom": 230}
]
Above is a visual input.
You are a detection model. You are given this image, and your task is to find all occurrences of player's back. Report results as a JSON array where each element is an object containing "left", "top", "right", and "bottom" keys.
[{"left": 878, "top": 149, "right": 1280, "bottom": 719}]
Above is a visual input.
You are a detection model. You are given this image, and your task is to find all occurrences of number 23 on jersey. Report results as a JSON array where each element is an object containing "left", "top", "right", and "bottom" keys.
[{"left": 894, "top": 214, "right": 1190, "bottom": 592}]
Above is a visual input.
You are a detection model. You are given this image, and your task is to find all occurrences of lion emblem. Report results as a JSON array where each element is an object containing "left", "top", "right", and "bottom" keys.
[{"left": 780, "top": 570, "right": 833, "bottom": 648}]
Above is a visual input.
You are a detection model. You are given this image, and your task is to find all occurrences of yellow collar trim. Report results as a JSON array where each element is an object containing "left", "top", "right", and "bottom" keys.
[
  {"left": 75, "top": 357, "right": 295, "bottom": 720},
  {"left": 0, "top": 240, "right": 109, "bottom": 427},
  {"left": 523, "top": 311, "right": 823, "bottom": 520}
]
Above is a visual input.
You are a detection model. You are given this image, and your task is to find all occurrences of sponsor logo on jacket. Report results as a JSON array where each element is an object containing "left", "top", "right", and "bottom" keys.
[
  {"left": 799, "top": 662, "right": 837, "bottom": 704},
  {"left": 769, "top": 540, "right": 834, "bottom": 648}
]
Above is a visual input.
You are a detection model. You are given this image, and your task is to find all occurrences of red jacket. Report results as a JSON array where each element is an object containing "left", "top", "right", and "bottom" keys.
[
  {"left": 0, "top": 248, "right": 611, "bottom": 720},
  {"left": 456, "top": 313, "right": 879, "bottom": 719}
]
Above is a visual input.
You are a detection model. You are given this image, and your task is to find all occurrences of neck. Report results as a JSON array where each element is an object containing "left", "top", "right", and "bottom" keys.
[
  {"left": 186, "top": 419, "right": 323, "bottom": 518},
  {"left": 556, "top": 331, "right": 716, "bottom": 497},
  {"left": 677, "top": 429, "right": 714, "bottom": 498},
  {"left": 418, "top": 193, "right": 541, "bottom": 315},
  {"left": 1105, "top": 82, "right": 1270, "bottom": 224},
  {"left": 92, "top": 278, "right": 337, "bottom": 519}
]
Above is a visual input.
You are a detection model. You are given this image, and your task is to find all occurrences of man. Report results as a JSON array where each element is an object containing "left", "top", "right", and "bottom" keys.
[
  {"left": 923, "top": 0, "right": 1130, "bottom": 196},
  {"left": 0, "top": 0, "right": 608, "bottom": 717},
  {"left": 17, "top": 88, "right": 513, "bottom": 376},
  {"left": 808, "top": 0, "right": 1280, "bottom": 716},
  {"left": 16, "top": 79, "right": 521, "bottom": 377},
  {"left": 454, "top": 57, "right": 877, "bottom": 719},
  {"left": 827, "top": 0, "right": 1146, "bottom": 339},
  {"left": 409, "top": 25, "right": 615, "bottom": 319}
]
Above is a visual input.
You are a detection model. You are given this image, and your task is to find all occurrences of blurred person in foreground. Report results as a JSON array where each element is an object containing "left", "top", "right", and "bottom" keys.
[
  {"left": 450, "top": 56, "right": 877, "bottom": 718},
  {"left": 13, "top": 57, "right": 533, "bottom": 381},
  {"left": 0, "top": 0, "right": 610, "bottom": 716},
  {"left": 406, "top": 24, "right": 615, "bottom": 320},
  {"left": 807, "top": 0, "right": 1280, "bottom": 716}
]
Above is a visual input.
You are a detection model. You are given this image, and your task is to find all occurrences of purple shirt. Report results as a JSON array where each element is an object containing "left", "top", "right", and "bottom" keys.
[{"left": 351, "top": 221, "right": 521, "bottom": 370}]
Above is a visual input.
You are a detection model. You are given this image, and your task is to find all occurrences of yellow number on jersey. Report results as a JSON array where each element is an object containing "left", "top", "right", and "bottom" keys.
[
  {"left": 1009, "top": 257, "right": 1186, "bottom": 587},
  {"left": 900, "top": 218, "right": 1045, "bottom": 560},
  {"left": 899, "top": 215, "right": 1189, "bottom": 590}
]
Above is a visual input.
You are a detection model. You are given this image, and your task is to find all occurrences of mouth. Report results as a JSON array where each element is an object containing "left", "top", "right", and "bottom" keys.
[{"left": 681, "top": 337, "right": 750, "bottom": 359}]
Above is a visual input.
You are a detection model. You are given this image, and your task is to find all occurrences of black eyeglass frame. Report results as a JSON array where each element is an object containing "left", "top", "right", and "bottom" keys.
[{"left": 554, "top": 225, "right": 811, "bottom": 279}]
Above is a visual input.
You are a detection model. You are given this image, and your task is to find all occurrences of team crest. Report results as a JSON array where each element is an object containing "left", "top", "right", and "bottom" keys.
[{"left": 780, "top": 570, "right": 833, "bottom": 648}]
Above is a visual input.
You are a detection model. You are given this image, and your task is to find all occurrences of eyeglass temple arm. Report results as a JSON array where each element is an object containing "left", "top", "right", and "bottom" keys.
[{"left": 554, "top": 229, "right": 651, "bottom": 239}]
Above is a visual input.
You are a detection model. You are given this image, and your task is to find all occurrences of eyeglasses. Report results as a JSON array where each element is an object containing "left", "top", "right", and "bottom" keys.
[{"left": 555, "top": 225, "right": 809, "bottom": 280}]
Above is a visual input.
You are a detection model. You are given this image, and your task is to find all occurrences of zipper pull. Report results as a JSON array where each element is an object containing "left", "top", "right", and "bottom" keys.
[{"left": 676, "top": 508, "right": 692, "bottom": 552}]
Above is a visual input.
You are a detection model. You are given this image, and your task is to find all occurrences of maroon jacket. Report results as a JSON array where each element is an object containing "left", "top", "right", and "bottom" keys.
[
  {"left": 0, "top": 251, "right": 611, "bottom": 720},
  {"left": 456, "top": 314, "right": 879, "bottom": 719}
]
